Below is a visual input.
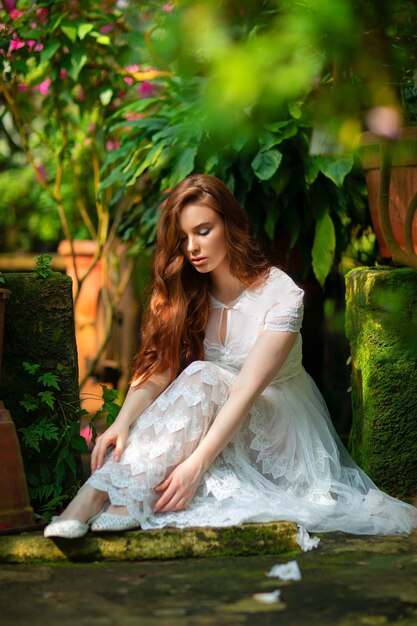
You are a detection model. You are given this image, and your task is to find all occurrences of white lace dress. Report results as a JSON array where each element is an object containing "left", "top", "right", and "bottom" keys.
[{"left": 87, "top": 266, "right": 417, "bottom": 535}]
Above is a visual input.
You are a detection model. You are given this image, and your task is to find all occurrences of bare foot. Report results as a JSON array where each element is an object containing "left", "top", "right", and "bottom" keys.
[{"left": 58, "top": 485, "right": 108, "bottom": 523}]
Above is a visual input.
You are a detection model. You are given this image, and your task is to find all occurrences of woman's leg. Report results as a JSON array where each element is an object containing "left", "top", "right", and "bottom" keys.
[{"left": 57, "top": 484, "right": 108, "bottom": 523}]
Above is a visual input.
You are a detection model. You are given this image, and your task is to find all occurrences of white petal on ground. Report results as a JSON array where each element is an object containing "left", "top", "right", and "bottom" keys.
[
  {"left": 252, "top": 590, "right": 282, "bottom": 604},
  {"left": 267, "top": 560, "right": 302, "bottom": 581},
  {"left": 296, "top": 525, "right": 320, "bottom": 551}
]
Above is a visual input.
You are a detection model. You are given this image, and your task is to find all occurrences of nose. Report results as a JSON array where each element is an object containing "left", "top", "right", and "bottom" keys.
[{"left": 187, "top": 235, "right": 199, "bottom": 254}]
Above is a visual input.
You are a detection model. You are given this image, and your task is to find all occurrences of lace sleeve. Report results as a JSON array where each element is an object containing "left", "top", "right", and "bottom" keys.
[{"left": 263, "top": 277, "right": 304, "bottom": 333}]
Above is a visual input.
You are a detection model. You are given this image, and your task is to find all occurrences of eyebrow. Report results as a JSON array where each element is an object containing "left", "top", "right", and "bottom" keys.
[{"left": 179, "top": 221, "right": 213, "bottom": 234}]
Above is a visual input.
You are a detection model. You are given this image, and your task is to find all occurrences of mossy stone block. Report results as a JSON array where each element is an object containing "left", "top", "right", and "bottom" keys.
[
  {"left": 0, "top": 272, "right": 82, "bottom": 505},
  {"left": 0, "top": 273, "right": 79, "bottom": 425},
  {"left": 345, "top": 267, "right": 417, "bottom": 497}
]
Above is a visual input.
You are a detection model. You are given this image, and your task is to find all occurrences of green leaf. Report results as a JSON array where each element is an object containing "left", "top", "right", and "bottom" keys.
[
  {"left": 288, "top": 101, "right": 303, "bottom": 119},
  {"left": 251, "top": 148, "right": 282, "bottom": 181},
  {"left": 312, "top": 213, "right": 336, "bottom": 287},
  {"left": 315, "top": 156, "right": 354, "bottom": 187},
  {"left": 169, "top": 146, "right": 198, "bottom": 186},
  {"left": 69, "top": 50, "right": 87, "bottom": 80},
  {"left": 99, "top": 89, "right": 113, "bottom": 106},
  {"left": 65, "top": 454, "right": 76, "bottom": 476},
  {"left": 19, "top": 394, "right": 38, "bottom": 412},
  {"left": 37, "top": 372, "right": 61, "bottom": 391},
  {"left": 61, "top": 24, "right": 78, "bottom": 43},
  {"left": 23, "top": 362, "right": 41, "bottom": 375},
  {"left": 71, "top": 435, "right": 88, "bottom": 453},
  {"left": 78, "top": 23, "right": 94, "bottom": 40},
  {"left": 38, "top": 390, "right": 55, "bottom": 410},
  {"left": 40, "top": 40, "right": 60, "bottom": 64},
  {"left": 101, "top": 384, "right": 118, "bottom": 403},
  {"left": 96, "top": 35, "right": 111, "bottom": 45}
]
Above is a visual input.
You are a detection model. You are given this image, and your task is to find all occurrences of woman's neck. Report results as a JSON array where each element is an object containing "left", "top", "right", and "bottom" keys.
[{"left": 209, "top": 263, "right": 243, "bottom": 303}]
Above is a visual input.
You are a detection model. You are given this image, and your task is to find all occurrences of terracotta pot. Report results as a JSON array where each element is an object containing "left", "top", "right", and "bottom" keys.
[
  {"left": 0, "top": 288, "right": 35, "bottom": 531},
  {"left": 360, "top": 128, "right": 417, "bottom": 258}
]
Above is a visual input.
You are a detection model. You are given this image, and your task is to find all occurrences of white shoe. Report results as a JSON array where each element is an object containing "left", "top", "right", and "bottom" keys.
[
  {"left": 44, "top": 510, "right": 103, "bottom": 539},
  {"left": 90, "top": 512, "right": 139, "bottom": 532}
]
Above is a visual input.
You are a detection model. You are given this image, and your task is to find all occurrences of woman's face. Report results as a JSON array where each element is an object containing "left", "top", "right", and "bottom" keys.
[{"left": 178, "top": 203, "right": 228, "bottom": 274}]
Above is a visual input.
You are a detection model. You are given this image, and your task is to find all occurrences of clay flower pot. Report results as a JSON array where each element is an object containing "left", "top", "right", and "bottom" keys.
[
  {"left": 360, "top": 128, "right": 417, "bottom": 258},
  {"left": 0, "top": 288, "right": 35, "bottom": 531}
]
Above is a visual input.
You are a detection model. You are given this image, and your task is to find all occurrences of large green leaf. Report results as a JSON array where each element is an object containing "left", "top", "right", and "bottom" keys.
[
  {"left": 251, "top": 148, "right": 282, "bottom": 181},
  {"left": 169, "top": 145, "right": 198, "bottom": 186},
  {"left": 312, "top": 212, "right": 336, "bottom": 286},
  {"left": 315, "top": 156, "right": 354, "bottom": 187},
  {"left": 40, "top": 41, "right": 60, "bottom": 64}
]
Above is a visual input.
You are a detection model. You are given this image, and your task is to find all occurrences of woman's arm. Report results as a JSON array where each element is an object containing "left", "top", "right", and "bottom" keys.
[
  {"left": 153, "top": 330, "right": 297, "bottom": 512},
  {"left": 91, "top": 369, "right": 171, "bottom": 472}
]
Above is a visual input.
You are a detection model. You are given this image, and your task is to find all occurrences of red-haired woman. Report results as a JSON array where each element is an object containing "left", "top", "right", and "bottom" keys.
[{"left": 45, "top": 174, "right": 417, "bottom": 538}]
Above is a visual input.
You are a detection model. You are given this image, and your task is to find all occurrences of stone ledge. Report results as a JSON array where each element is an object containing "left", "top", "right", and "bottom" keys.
[{"left": 0, "top": 521, "right": 299, "bottom": 563}]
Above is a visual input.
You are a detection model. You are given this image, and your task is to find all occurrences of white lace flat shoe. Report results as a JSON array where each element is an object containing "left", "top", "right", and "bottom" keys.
[
  {"left": 90, "top": 512, "right": 139, "bottom": 532},
  {"left": 44, "top": 510, "right": 103, "bottom": 539}
]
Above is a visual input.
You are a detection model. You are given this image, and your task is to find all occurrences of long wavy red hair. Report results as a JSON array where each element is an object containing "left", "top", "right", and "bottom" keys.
[{"left": 130, "top": 174, "right": 271, "bottom": 386}]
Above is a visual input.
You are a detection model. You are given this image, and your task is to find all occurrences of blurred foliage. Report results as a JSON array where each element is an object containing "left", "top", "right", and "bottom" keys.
[{"left": 3, "top": 0, "right": 416, "bottom": 281}]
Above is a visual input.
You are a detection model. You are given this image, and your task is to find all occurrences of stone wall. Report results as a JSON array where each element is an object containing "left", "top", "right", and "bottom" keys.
[
  {"left": 0, "top": 272, "right": 82, "bottom": 507},
  {"left": 345, "top": 267, "right": 417, "bottom": 497}
]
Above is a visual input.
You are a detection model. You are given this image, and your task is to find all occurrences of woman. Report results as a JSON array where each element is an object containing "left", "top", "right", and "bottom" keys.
[{"left": 45, "top": 174, "right": 417, "bottom": 538}]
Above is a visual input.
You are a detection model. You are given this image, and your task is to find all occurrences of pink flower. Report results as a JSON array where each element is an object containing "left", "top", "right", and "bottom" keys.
[
  {"left": 123, "top": 76, "right": 134, "bottom": 86},
  {"left": 10, "top": 9, "right": 24, "bottom": 19},
  {"left": 137, "top": 81, "right": 157, "bottom": 98},
  {"left": 27, "top": 40, "right": 37, "bottom": 51},
  {"left": 9, "top": 38, "right": 25, "bottom": 51},
  {"left": 100, "top": 24, "right": 114, "bottom": 34},
  {"left": 162, "top": 3, "right": 174, "bottom": 12},
  {"left": 125, "top": 64, "right": 140, "bottom": 73},
  {"left": 34, "top": 78, "right": 51, "bottom": 95},
  {"left": 80, "top": 426, "right": 94, "bottom": 451},
  {"left": 35, "top": 163, "right": 47, "bottom": 182},
  {"left": 34, "top": 42, "right": 44, "bottom": 51},
  {"left": 60, "top": 68, "right": 68, "bottom": 79},
  {"left": 125, "top": 112, "right": 144, "bottom": 121},
  {"left": 35, "top": 7, "right": 49, "bottom": 23},
  {"left": 106, "top": 139, "right": 120, "bottom": 151}
]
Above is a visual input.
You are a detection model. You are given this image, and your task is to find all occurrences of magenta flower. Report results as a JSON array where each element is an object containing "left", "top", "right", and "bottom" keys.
[
  {"left": 34, "top": 42, "right": 44, "bottom": 52},
  {"left": 60, "top": 68, "right": 68, "bottom": 79},
  {"left": 17, "top": 83, "right": 27, "bottom": 92},
  {"left": 100, "top": 24, "right": 114, "bottom": 34},
  {"left": 4, "top": 0, "right": 17, "bottom": 10},
  {"left": 137, "top": 81, "right": 157, "bottom": 98}
]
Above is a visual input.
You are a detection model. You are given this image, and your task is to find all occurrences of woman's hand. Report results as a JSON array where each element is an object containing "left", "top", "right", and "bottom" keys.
[
  {"left": 153, "top": 457, "right": 203, "bottom": 513},
  {"left": 90, "top": 422, "right": 129, "bottom": 473}
]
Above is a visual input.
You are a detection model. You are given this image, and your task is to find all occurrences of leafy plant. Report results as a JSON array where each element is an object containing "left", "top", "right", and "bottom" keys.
[
  {"left": 17, "top": 361, "right": 121, "bottom": 517},
  {"left": 33, "top": 254, "right": 53, "bottom": 278}
]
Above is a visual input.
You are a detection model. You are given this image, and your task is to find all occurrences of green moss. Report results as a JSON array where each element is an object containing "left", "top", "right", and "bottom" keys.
[
  {"left": 345, "top": 267, "right": 417, "bottom": 497},
  {"left": 0, "top": 522, "right": 299, "bottom": 563}
]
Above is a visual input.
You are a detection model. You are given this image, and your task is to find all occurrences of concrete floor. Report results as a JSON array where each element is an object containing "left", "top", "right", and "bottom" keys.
[{"left": 1, "top": 531, "right": 417, "bottom": 626}]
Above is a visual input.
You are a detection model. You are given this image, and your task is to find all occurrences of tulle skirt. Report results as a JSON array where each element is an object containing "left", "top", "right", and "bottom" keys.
[{"left": 86, "top": 360, "right": 417, "bottom": 535}]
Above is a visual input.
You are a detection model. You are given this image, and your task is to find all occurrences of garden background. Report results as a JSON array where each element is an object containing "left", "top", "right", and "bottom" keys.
[{"left": 1, "top": 0, "right": 416, "bottom": 519}]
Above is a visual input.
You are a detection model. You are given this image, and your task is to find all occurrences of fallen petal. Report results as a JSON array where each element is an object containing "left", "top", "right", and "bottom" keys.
[
  {"left": 296, "top": 525, "right": 320, "bottom": 551},
  {"left": 252, "top": 590, "right": 282, "bottom": 604},
  {"left": 267, "top": 560, "right": 301, "bottom": 581}
]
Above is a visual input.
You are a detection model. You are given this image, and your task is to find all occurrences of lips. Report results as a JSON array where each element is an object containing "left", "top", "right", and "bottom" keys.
[{"left": 191, "top": 257, "right": 207, "bottom": 264}]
